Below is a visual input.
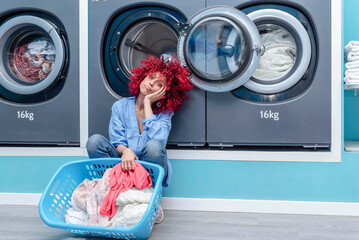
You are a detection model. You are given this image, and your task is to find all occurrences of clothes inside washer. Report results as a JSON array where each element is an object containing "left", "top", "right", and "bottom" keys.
[
  {"left": 252, "top": 28, "right": 296, "bottom": 81},
  {"left": 8, "top": 39, "right": 55, "bottom": 82}
]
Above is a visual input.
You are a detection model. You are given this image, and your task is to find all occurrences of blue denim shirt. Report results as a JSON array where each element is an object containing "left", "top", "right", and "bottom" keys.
[{"left": 109, "top": 97, "right": 173, "bottom": 186}]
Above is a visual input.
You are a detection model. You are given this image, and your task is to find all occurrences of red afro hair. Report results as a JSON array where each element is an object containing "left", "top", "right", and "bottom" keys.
[{"left": 128, "top": 55, "right": 193, "bottom": 114}]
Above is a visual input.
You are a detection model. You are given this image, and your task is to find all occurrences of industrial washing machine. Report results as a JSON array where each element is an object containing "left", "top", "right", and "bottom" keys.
[
  {"left": 89, "top": 0, "right": 206, "bottom": 146},
  {"left": 89, "top": 0, "right": 331, "bottom": 149},
  {"left": 205, "top": 0, "right": 331, "bottom": 148},
  {"left": 0, "top": 0, "right": 80, "bottom": 146}
]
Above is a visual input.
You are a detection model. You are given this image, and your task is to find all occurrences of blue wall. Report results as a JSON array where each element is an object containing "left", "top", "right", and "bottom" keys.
[
  {"left": 1, "top": 1, "right": 359, "bottom": 203},
  {"left": 344, "top": 0, "right": 359, "bottom": 141}
]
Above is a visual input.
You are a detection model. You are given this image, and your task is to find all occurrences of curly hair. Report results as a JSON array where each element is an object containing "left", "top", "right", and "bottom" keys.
[{"left": 128, "top": 56, "right": 193, "bottom": 113}]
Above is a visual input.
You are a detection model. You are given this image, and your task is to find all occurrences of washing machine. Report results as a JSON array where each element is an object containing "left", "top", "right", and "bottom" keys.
[
  {"left": 90, "top": 0, "right": 331, "bottom": 149},
  {"left": 205, "top": 0, "right": 331, "bottom": 148},
  {"left": 89, "top": 0, "right": 206, "bottom": 146},
  {"left": 0, "top": 0, "right": 79, "bottom": 146}
]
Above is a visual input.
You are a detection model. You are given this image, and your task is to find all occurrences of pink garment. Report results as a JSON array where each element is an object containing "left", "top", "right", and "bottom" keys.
[
  {"left": 70, "top": 168, "right": 111, "bottom": 226},
  {"left": 99, "top": 162, "right": 152, "bottom": 218}
]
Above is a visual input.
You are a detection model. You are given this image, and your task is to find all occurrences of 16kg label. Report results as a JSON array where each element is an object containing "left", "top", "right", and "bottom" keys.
[
  {"left": 260, "top": 110, "right": 279, "bottom": 121},
  {"left": 17, "top": 111, "right": 34, "bottom": 121}
]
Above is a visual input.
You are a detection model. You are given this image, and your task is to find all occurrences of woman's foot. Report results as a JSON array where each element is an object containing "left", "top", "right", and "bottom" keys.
[{"left": 155, "top": 206, "right": 164, "bottom": 224}]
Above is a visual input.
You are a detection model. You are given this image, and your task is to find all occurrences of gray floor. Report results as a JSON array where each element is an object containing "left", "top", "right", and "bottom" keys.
[{"left": 1, "top": 205, "right": 359, "bottom": 240}]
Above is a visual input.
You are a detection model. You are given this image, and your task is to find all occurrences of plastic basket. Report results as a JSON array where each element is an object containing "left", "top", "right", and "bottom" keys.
[{"left": 39, "top": 158, "right": 164, "bottom": 240}]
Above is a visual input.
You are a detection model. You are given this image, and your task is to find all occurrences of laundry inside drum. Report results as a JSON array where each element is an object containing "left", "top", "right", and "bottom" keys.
[
  {"left": 252, "top": 24, "right": 297, "bottom": 82},
  {"left": 7, "top": 30, "right": 56, "bottom": 84},
  {"left": 119, "top": 21, "right": 178, "bottom": 75}
]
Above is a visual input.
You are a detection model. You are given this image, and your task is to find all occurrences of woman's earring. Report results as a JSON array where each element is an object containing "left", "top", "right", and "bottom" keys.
[{"left": 156, "top": 102, "right": 162, "bottom": 107}]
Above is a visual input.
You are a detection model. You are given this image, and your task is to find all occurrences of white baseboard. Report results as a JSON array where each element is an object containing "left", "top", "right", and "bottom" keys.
[
  {"left": 161, "top": 197, "right": 359, "bottom": 216},
  {"left": 1, "top": 193, "right": 359, "bottom": 216},
  {"left": 0, "top": 193, "right": 42, "bottom": 205}
]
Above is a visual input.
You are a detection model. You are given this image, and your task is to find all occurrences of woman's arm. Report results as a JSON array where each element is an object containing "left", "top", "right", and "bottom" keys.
[
  {"left": 143, "top": 86, "right": 166, "bottom": 119},
  {"left": 109, "top": 101, "right": 128, "bottom": 147},
  {"left": 141, "top": 112, "right": 174, "bottom": 145},
  {"left": 139, "top": 86, "right": 173, "bottom": 144},
  {"left": 109, "top": 100, "right": 138, "bottom": 171}
]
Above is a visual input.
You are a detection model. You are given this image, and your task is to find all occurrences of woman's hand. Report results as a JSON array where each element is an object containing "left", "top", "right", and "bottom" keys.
[
  {"left": 144, "top": 86, "right": 166, "bottom": 105},
  {"left": 121, "top": 148, "right": 138, "bottom": 171}
]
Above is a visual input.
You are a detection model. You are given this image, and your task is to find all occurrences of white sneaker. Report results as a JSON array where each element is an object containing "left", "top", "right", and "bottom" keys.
[{"left": 155, "top": 206, "right": 164, "bottom": 224}]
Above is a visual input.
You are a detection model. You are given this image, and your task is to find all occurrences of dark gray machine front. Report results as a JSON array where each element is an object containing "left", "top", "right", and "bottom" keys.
[
  {"left": 206, "top": 0, "right": 331, "bottom": 147},
  {"left": 0, "top": 0, "right": 79, "bottom": 145},
  {"left": 89, "top": 0, "right": 206, "bottom": 146}
]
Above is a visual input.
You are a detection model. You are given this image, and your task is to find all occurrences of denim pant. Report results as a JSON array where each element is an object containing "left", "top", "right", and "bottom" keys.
[{"left": 86, "top": 134, "right": 168, "bottom": 183}]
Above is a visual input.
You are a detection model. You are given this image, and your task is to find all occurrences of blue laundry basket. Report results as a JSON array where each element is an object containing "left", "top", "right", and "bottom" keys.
[{"left": 39, "top": 158, "right": 164, "bottom": 240}]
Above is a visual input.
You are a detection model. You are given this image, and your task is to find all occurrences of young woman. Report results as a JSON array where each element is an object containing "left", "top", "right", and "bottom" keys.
[{"left": 86, "top": 56, "right": 193, "bottom": 223}]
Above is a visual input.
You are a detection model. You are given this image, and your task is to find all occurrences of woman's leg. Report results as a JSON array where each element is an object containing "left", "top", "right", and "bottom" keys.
[
  {"left": 141, "top": 139, "right": 168, "bottom": 184},
  {"left": 86, "top": 134, "right": 120, "bottom": 158}
]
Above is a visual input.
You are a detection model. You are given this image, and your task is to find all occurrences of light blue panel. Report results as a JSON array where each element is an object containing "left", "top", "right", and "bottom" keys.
[
  {"left": 162, "top": 159, "right": 359, "bottom": 202},
  {"left": 1, "top": 156, "right": 359, "bottom": 202},
  {"left": 0, "top": 156, "right": 87, "bottom": 193},
  {"left": 344, "top": 0, "right": 359, "bottom": 140},
  {"left": 0, "top": 154, "right": 358, "bottom": 202}
]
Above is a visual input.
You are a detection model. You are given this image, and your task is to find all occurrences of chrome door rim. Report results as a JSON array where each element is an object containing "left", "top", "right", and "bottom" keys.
[
  {"left": 243, "top": 9, "right": 312, "bottom": 94},
  {"left": 178, "top": 6, "right": 261, "bottom": 93}
]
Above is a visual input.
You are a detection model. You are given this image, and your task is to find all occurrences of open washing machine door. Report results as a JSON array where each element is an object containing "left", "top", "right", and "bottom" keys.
[
  {"left": 178, "top": 6, "right": 262, "bottom": 93},
  {"left": 0, "top": 15, "right": 66, "bottom": 102}
]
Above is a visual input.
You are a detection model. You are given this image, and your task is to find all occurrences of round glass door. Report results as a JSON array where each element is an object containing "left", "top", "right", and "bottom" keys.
[
  {"left": 104, "top": 7, "right": 186, "bottom": 97},
  {"left": 243, "top": 9, "right": 311, "bottom": 94},
  {"left": 0, "top": 15, "right": 65, "bottom": 95},
  {"left": 178, "top": 6, "right": 261, "bottom": 93},
  {"left": 118, "top": 20, "right": 178, "bottom": 76},
  {"left": 7, "top": 32, "right": 56, "bottom": 84}
]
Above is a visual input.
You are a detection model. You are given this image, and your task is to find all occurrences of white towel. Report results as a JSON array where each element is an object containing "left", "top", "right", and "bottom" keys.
[
  {"left": 344, "top": 75, "right": 359, "bottom": 84},
  {"left": 345, "top": 41, "right": 359, "bottom": 55},
  {"left": 346, "top": 51, "right": 359, "bottom": 62},
  {"left": 345, "top": 61, "right": 359, "bottom": 69},
  {"left": 345, "top": 47, "right": 359, "bottom": 58},
  {"left": 345, "top": 69, "right": 359, "bottom": 76}
]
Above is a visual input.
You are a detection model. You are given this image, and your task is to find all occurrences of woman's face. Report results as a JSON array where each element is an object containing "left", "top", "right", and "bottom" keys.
[{"left": 139, "top": 71, "right": 167, "bottom": 95}]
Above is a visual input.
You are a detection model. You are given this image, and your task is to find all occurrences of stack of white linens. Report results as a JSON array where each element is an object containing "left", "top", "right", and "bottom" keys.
[{"left": 345, "top": 41, "right": 359, "bottom": 86}]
